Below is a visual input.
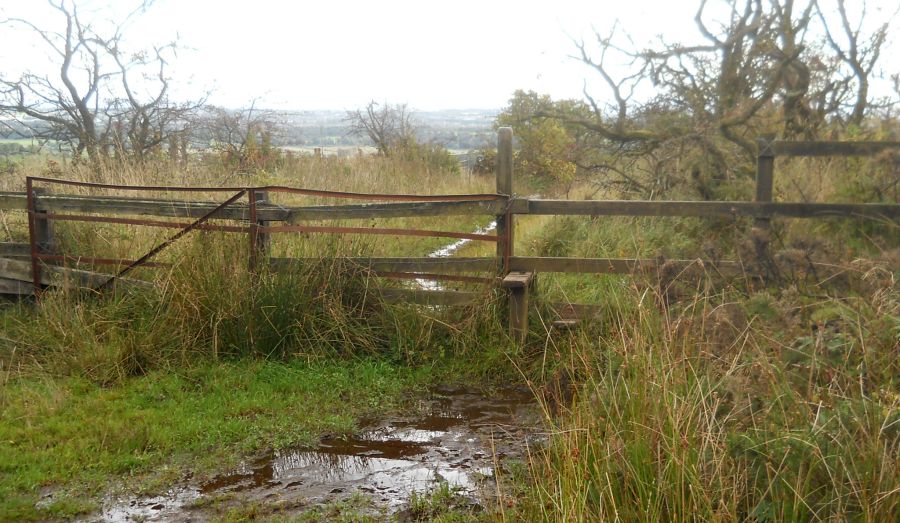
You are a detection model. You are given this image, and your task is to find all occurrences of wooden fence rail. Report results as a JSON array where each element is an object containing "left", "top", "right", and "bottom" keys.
[
  {"left": 520, "top": 199, "right": 899, "bottom": 219},
  {"left": 1, "top": 133, "right": 898, "bottom": 343}
]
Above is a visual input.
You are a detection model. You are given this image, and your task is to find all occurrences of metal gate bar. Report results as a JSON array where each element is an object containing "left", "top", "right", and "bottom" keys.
[
  {"left": 26, "top": 176, "right": 507, "bottom": 294},
  {"left": 25, "top": 176, "right": 505, "bottom": 202}
]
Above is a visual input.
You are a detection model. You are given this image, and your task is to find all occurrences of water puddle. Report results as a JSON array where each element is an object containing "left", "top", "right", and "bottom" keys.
[{"left": 91, "top": 385, "right": 541, "bottom": 521}]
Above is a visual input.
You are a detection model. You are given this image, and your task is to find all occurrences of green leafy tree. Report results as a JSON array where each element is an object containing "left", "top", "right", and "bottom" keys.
[{"left": 496, "top": 90, "right": 589, "bottom": 191}]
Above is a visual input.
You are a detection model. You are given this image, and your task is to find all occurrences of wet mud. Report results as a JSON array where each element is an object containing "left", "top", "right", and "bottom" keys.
[{"left": 90, "top": 385, "right": 542, "bottom": 521}]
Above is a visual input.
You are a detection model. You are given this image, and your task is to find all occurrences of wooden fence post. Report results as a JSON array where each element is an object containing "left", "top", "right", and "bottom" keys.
[
  {"left": 502, "top": 271, "right": 534, "bottom": 344},
  {"left": 255, "top": 189, "right": 270, "bottom": 260},
  {"left": 754, "top": 134, "right": 777, "bottom": 281},
  {"left": 755, "top": 134, "right": 775, "bottom": 228}
]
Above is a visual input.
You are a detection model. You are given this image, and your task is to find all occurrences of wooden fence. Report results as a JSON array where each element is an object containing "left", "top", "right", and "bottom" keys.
[{"left": 1, "top": 130, "right": 898, "bottom": 342}]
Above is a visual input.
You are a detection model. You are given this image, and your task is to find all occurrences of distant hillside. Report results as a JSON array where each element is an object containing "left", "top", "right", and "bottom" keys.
[
  {"left": 275, "top": 109, "right": 498, "bottom": 150},
  {"left": 1, "top": 109, "right": 499, "bottom": 154}
]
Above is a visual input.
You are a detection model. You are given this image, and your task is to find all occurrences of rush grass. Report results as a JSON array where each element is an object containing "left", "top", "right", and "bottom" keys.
[
  {"left": 505, "top": 280, "right": 898, "bottom": 521},
  {"left": 497, "top": 182, "right": 898, "bottom": 521}
]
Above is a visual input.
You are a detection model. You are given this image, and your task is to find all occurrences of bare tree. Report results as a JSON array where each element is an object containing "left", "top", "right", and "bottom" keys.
[
  {"left": 0, "top": 0, "right": 202, "bottom": 169},
  {"left": 345, "top": 101, "right": 415, "bottom": 156},
  {"left": 817, "top": 0, "right": 892, "bottom": 127},
  {"left": 201, "top": 101, "right": 281, "bottom": 171},
  {"left": 104, "top": 43, "right": 205, "bottom": 163},
  {"left": 544, "top": 0, "right": 894, "bottom": 197}
]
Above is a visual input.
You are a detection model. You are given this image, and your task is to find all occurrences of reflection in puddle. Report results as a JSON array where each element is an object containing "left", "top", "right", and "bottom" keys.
[
  {"left": 93, "top": 488, "right": 200, "bottom": 523},
  {"left": 96, "top": 386, "right": 540, "bottom": 521}
]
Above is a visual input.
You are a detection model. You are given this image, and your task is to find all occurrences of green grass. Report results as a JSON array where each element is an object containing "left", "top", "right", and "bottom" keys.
[
  {"left": 0, "top": 358, "right": 431, "bottom": 521},
  {"left": 406, "top": 482, "right": 486, "bottom": 522}
]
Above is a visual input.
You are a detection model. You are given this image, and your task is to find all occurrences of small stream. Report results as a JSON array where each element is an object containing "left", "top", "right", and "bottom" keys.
[{"left": 415, "top": 220, "right": 496, "bottom": 291}]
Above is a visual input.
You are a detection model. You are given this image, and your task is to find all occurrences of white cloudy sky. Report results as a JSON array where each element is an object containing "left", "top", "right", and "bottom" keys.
[{"left": 1, "top": 0, "right": 897, "bottom": 110}]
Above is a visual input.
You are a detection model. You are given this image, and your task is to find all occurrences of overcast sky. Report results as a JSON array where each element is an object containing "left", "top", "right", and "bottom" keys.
[{"left": 1, "top": 0, "right": 897, "bottom": 111}]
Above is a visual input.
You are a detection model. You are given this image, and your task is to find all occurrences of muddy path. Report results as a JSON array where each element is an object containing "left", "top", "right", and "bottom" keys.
[{"left": 91, "top": 386, "right": 544, "bottom": 521}]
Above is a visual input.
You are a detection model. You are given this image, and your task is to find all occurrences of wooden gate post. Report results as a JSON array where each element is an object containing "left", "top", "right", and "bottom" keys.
[
  {"left": 497, "top": 127, "right": 513, "bottom": 263},
  {"left": 254, "top": 189, "right": 271, "bottom": 260},
  {"left": 32, "top": 187, "right": 55, "bottom": 253},
  {"left": 496, "top": 127, "right": 533, "bottom": 343},
  {"left": 248, "top": 189, "right": 270, "bottom": 271},
  {"left": 25, "top": 183, "right": 54, "bottom": 295}
]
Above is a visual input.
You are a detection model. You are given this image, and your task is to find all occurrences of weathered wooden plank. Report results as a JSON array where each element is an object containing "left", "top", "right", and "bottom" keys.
[
  {"left": 0, "top": 192, "right": 505, "bottom": 221},
  {"left": 773, "top": 141, "right": 900, "bottom": 157},
  {"left": 551, "top": 319, "right": 580, "bottom": 330},
  {"left": 0, "top": 257, "right": 151, "bottom": 289},
  {"left": 523, "top": 200, "right": 900, "bottom": 220},
  {"left": 377, "top": 288, "right": 479, "bottom": 307},
  {"left": 9, "top": 192, "right": 895, "bottom": 221},
  {"left": 510, "top": 257, "right": 640, "bottom": 273},
  {"left": 42, "top": 194, "right": 257, "bottom": 220},
  {"left": 269, "top": 257, "right": 496, "bottom": 273},
  {"left": 0, "top": 192, "right": 253, "bottom": 220},
  {"left": 11, "top": 192, "right": 896, "bottom": 222},
  {"left": 0, "top": 277, "right": 33, "bottom": 295},
  {"left": 509, "top": 256, "right": 744, "bottom": 274},
  {"left": 262, "top": 224, "right": 498, "bottom": 242},
  {"left": 286, "top": 200, "right": 504, "bottom": 221},
  {"left": 0, "top": 257, "right": 36, "bottom": 282},
  {"left": 0, "top": 192, "right": 27, "bottom": 210},
  {"left": 509, "top": 198, "right": 530, "bottom": 214},
  {"left": 0, "top": 243, "right": 29, "bottom": 258}
]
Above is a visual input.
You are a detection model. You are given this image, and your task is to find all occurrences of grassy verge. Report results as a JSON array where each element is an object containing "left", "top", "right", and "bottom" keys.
[{"left": 0, "top": 358, "right": 433, "bottom": 521}]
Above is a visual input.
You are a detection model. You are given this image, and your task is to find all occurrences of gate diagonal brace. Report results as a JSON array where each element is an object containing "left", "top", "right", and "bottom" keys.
[{"left": 94, "top": 190, "right": 248, "bottom": 293}]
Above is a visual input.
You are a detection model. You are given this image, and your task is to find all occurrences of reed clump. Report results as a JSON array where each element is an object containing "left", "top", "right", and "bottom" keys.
[{"left": 506, "top": 252, "right": 898, "bottom": 522}]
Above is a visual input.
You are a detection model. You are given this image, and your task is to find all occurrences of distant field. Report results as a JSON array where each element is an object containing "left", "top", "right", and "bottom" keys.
[{"left": 280, "top": 145, "right": 379, "bottom": 157}]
